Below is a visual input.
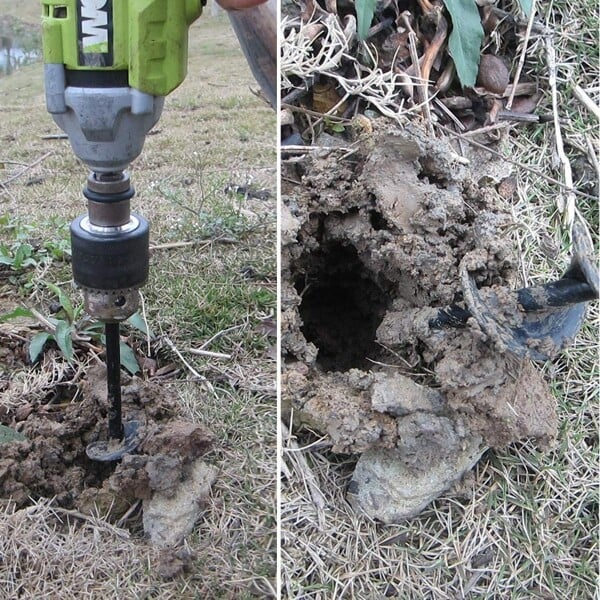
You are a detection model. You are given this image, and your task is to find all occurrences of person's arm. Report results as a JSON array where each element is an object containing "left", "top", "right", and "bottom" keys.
[
  {"left": 216, "top": 0, "right": 267, "bottom": 10},
  {"left": 217, "top": 0, "right": 277, "bottom": 108}
]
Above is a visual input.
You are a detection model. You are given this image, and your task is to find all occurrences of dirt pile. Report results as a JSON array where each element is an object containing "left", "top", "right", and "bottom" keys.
[
  {"left": 282, "top": 124, "right": 557, "bottom": 522},
  {"left": 0, "top": 363, "right": 215, "bottom": 537}
]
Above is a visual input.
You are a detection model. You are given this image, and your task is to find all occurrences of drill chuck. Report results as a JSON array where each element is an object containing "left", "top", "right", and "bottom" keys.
[{"left": 70, "top": 172, "right": 150, "bottom": 322}]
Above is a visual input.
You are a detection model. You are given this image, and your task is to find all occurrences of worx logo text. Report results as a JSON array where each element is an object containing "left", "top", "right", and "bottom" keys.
[{"left": 80, "top": 0, "right": 109, "bottom": 51}]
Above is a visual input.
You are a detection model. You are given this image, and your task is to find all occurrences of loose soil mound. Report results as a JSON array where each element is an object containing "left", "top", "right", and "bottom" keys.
[
  {"left": 282, "top": 123, "right": 557, "bottom": 521},
  {"left": 1, "top": 362, "right": 213, "bottom": 521}
]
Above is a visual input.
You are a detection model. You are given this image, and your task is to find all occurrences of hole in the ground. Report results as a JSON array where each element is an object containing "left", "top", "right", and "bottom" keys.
[
  {"left": 369, "top": 210, "right": 391, "bottom": 231},
  {"left": 295, "top": 242, "right": 391, "bottom": 372},
  {"left": 417, "top": 159, "right": 449, "bottom": 188}
]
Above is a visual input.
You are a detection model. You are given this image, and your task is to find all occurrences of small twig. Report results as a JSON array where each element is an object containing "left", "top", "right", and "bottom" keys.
[
  {"left": 138, "top": 292, "right": 151, "bottom": 358},
  {"left": 279, "top": 144, "right": 358, "bottom": 154},
  {"left": 545, "top": 35, "right": 576, "bottom": 227},
  {"left": 162, "top": 335, "right": 215, "bottom": 394},
  {"left": 502, "top": 82, "right": 540, "bottom": 98},
  {"left": 281, "top": 102, "right": 349, "bottom": 123},
  {"left": 48, "top": 506, "right": 130, "bottom": 539},
  {"left": 456, "top": 122, "right": 512, "bottom": 137},
  {"left": 29, "top": 306, "right": 57, "bottom": 334},
  {"left": 433, "top": 98, "right": 466, "bottom": 131},
  {"left": 0, "top": 151, "right": 53, "bottom": 189},
  {"left": 496, "top": 110, "right": 541, "bottom": 123},
  {"left": 149, "top": 237, "right": 235, "bottom": 251},
  {"left": 0, "top": 159, "right": 29, "bottom": 166},
  {"left": 407, "top": 31, "right": 427, "bottom": 115},
  {"left": 365, "top": 16, "right": 394, "bottom": 40},
  {"left": 506, "top": 0, "right": 537, "bottom": 110},
  {"left": 150, "top": 241, "right": 200, "bottom": 251},
  {"left": 116, "top": 499, "right": 142, "bottom": 528},
  {"left": 187, "top": 348, "right": 232, "bottom": 360},
  {"left": 572, "top": 84, "right": 600, "bottom": 121},
  {"left": 197, "top": 324, "right": 244, "bottom": 351},
  {"left": 585, "top": 136, "right": 599, "bottom": 177}
]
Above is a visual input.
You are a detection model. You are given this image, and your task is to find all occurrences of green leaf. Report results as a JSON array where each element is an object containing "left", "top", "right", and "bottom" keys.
[
  {"left": 443, "top": 0, "right": 484, "bottom": 87},
  {"left": 54, "top": 320, "right": 75, "bottom": 362},
  {"left": 29, "top": 332, "right": 51, "bottom": 363},
  {"left": 356, "top": 0, "right": 377, "bottom": 41},
  {"left": 46, "top": 282, "right": 74, "bottom": 323},
  {"left": 0, "top": 424, "right": 27, "bottom": 444},
  {"left": 0, "top": 306, "right": 33, "bottom": 323},
  {"left": 127, "top": 312, "right": 154, "bottom": 339},
  {"left": 119, "top": 341, "right": 140, "bottom": 374},
  {"left": 518, "top": 0, "right": 533, "bottom": 17},
  {"left": 12, "top": 243, "right": 33, "bottom": 270}
]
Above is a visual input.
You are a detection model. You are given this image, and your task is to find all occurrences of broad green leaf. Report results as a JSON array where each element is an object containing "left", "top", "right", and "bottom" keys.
[
  {"left": 518, "top": 0, "right": 533, "bottom": 17},
  {"left": 120, "top": 341, "right": 140, "bottom": 374},
  {"left": 0, "top": 306, "right": 33, "bottom": 322},
  {"left": 79, "top": 319, "right": 104, "bottom": 337},
  {"left": 54, "top": 320, "right": 75, "bottom": 362},
  {"left": 12, "top": 244, "right": 33, "bottom": 270},
  {"left": 127, "top": 312, "right": 155, "bottom": 339},
  {"left": 0, "top": 424, "right": 26, "bottom": 444},
  {"left": 356, "top": 0, "right": 377, "bottom": 41},
  {"left": 443, "top": 0, "right": 484, "bottom": 87},
  {"left": 46, "top": 282, "right": 74, "bottom": 323},
  {"left": 29, "top": 332, "right": 51, "bottom": 363}
]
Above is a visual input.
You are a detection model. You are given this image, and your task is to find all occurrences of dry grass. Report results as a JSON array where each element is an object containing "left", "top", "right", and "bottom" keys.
[
  {"left": 281, "top": 1, "right": 598, "bottom": 598},
  {"left": 0, "top": 499, "right": 183, "bottom": 599},
  {"left": 0, "top": 7, "right": 276, "bottom": 600}
]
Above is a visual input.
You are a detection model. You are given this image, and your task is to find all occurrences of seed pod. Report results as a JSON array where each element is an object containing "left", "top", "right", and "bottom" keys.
[{"left": 476, "top": 54, "right": 510, "bottom": 95}]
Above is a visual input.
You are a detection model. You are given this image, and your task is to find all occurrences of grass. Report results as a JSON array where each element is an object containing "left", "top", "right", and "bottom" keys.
[
  {"left": 0, "top": 6, "right": 276, "bottom": 599},
  {"left": 281, "top": 0, "right": 598, "bottom": 598}
]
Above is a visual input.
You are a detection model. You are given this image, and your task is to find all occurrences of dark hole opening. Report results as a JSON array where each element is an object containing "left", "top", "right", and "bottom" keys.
[
  {"left": 295, "top": 242, "right": 391, "bottom": 372},
  {"left": 369, "top": 210, "right": 390, "bottom": 231}
]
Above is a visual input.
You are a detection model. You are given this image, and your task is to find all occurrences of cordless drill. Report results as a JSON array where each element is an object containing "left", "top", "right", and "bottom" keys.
[{"left": 42, "top": 0, "right": 204, "bottom": 460}]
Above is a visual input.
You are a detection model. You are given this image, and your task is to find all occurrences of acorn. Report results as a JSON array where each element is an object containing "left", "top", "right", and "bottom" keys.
[{"left": 476, "top": 54, "right": 509, "bottom": 95}]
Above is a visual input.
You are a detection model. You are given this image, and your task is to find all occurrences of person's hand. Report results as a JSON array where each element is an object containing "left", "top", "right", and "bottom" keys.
[{"left": 215, "top": 0, "right": 266, "bottom": 10}]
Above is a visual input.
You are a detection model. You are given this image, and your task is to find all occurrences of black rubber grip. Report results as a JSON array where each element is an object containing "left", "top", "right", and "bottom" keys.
[{"left": 70, "top": 214, "right": 149, "bottom": 290}]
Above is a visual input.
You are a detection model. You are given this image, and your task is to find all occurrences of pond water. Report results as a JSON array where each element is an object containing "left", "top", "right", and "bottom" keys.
[
  {"left": 0, "top": 15, "right": 42, "bottom": 77},
  {"left": 0, "top": 40, "right": 39, "bottom": 76}
]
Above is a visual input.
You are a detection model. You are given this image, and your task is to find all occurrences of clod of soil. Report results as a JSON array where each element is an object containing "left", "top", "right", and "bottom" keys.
[
  {"left": 282, "top": 123, "right": 557, "bottom": 522},
  {"left": 0, "top": 364, "right": 215, "bottom": 539}
]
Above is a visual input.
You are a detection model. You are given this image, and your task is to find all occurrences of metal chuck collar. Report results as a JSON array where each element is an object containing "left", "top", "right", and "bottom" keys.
[{"left": 70, "top": 171, "right": 149, "bottom": 323}]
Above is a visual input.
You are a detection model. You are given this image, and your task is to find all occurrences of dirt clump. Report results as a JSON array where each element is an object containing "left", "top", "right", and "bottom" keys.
[
  {"left": 282, "top": 123, "right": 557, "bottom": 521},
  {"left": 0, "top": 364, "right": 215, "bottom": 530}
]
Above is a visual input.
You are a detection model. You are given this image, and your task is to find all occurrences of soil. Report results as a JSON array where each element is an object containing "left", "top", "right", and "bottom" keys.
[
  {"left": 0, "top": 362, "right": 214, "bottom": 520},
  {"left": 282, "top": 123, "right": 557, "bottom": 488}
]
